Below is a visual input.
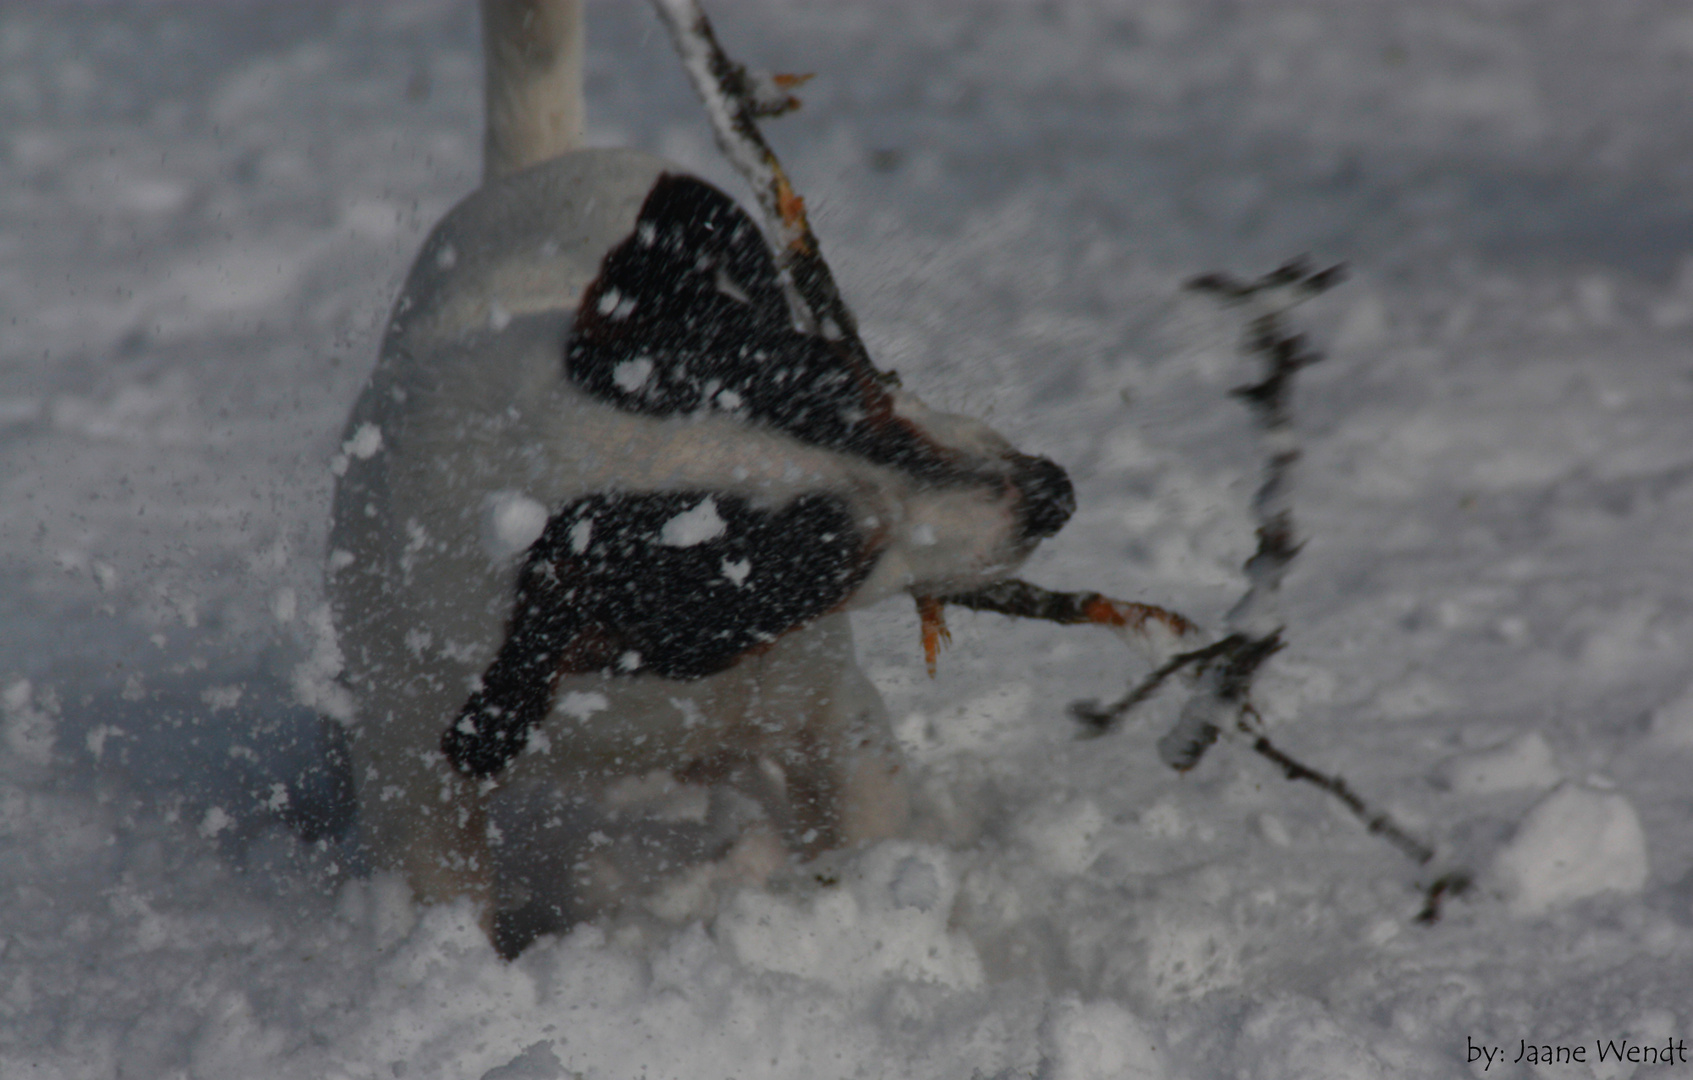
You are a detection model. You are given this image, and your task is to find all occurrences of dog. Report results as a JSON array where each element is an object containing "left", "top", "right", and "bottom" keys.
[{"left": 326, "top": 1, "right": 1074, "bottom": 957}]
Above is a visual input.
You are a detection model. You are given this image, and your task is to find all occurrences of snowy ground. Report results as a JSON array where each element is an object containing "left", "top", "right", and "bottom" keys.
[{"left": 4, "top": 2, "right": 1693, "bottom": 1077}]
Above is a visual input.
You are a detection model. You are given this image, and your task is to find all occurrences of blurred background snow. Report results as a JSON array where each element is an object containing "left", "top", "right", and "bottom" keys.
[{"left": 3, "top": 2, "right": 1693, "bottom": 1078}]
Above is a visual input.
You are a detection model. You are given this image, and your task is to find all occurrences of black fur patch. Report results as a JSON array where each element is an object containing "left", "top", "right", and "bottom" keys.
[
  {"left": 443, "top": 491, "right": 875, "bottom": 778},
  {"left": 566, "top": 174, "right": 960, "bottom": 481}
]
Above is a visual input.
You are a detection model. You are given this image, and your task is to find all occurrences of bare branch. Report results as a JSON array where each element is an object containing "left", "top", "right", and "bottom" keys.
[
  {"left": 1166, "top": 261, "right": 1453, "bottom": 883},
  {"left": 1077, "top": 259, "right": 1451, "bottom": 885},
  {"left": 1415, "top": 870, "right": 1473, "bottom": 924},
  {"left": 1194, "top": 258, "right": 1341, "bottom": 637},
  {"left": 1069, "top": 637, "right": 1237, "bottom": 736},
  {"left": 650, "top": 6, "right": 1452, "bottom": 903},
  {"left": 1240, "top": 708, "right": 1434, "bottom": 865}
]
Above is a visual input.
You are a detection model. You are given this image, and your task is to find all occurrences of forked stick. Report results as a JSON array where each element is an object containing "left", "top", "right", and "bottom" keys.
[
  {"left": 1086, "top": 261, "right": 1457, "bottom": 905},
  {"left": 652, "top": 3, "right": 1460, "bottom": 914}
]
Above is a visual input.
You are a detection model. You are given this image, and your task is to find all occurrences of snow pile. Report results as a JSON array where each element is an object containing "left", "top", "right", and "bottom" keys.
[
  {"left": 1494, "top": 783, "right": 1650, "bottom": 917},
  {"left": 716, "top": 844, "right": 982, "bottom": 993},
  {"left": 1039, "top": 999, "right": 1166, "bottom": 1080}
]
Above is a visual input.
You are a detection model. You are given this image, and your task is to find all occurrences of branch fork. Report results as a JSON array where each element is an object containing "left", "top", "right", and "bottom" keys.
[{"left": 653, "top": 2, "right": 1462, "bottom": 916}]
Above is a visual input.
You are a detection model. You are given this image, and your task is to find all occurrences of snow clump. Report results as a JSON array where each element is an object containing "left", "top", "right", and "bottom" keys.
[{"left": 1493, "top": 782, "right": 1649, "bottom": 916}]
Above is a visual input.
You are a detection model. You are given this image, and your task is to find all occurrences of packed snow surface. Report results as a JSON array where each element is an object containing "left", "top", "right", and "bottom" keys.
[{"left": 4, "top": 2, "right": 1693, "bottom": 1078}]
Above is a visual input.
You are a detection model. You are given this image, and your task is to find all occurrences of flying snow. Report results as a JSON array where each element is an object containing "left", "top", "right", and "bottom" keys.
[{"left": 659, "top": 497, "right": 727, "bottom": 547}]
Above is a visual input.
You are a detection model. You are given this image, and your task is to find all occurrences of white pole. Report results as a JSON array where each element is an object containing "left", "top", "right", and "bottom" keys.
[{"left": 480, "top": 0, "right": 586, "bottom": 183}]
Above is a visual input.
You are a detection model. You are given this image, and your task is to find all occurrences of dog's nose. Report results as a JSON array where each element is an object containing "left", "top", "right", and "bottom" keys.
[{"left": 1008, "top": 453, "right": 1075, "bottom": 541}]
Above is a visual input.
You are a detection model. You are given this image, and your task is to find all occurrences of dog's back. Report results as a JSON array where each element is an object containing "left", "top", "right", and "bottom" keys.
[{"left": 328, "top": 148, "right": 672, "bottom": 912}]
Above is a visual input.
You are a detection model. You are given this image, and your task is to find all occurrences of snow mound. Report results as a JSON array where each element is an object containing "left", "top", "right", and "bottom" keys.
[
  {"left": 1494, "top": 783, "right": 1649, "bottom": 916},
  {"left": 1434, "top": 732, "right": 1562, "bottom": 795},
  {"left": 1040, "top": 998, "right": 1167, "bottom": 1080},
  {"left": 480, "top": 1040, "right": 567, "bottom": 1080},
  {"left": 1235, "top": 997, "right": 1408, "bottom": 1080},
  {"left": 716, "top": 842, "right": 983, "bottom": 993},
  {"left": 1016, "top": 797, "right": 1107, "bottom": 877}
]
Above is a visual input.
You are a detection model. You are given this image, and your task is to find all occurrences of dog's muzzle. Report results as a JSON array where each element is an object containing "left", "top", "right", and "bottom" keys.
[{"left": 1008, "top": 452, "right": 1075, "bottom": 542}]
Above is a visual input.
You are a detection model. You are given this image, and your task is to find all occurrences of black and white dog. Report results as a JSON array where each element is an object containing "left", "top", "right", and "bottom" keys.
[{"left": 327, "top": 10, "right": 1072, "bottom": 957}]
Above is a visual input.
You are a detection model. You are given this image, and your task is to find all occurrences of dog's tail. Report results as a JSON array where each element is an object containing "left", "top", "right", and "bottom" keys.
[{"left": 481, "top": 0, "right": 586, "bottom": 183}]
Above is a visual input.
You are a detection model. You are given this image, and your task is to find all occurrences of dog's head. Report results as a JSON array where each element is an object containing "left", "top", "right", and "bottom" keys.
[{"left": 564, "top": 173, "right": 1074, "bottom": 603}]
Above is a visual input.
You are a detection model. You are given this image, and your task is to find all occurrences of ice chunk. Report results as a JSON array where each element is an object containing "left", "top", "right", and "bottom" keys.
[{"left": 1494, "top": 783, "right": 1649, "bottom": 916}]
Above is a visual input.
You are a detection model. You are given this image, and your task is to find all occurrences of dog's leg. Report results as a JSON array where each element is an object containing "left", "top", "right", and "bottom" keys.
[
  {"left": 790, "top": 660, "right": 909, "bottom": 857},
  {"left": 743, "top": 614, "right": 910, "bottom": 859},
  {"left": 353, "top": 732, "right": 498, "bottom": 921}
]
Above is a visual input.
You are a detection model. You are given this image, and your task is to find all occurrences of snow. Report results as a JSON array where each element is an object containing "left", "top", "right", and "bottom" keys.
[
  {"left": 611, "top": 355, "right": 653, "bottom": 393},
  {"left": 658, "top": 496, "right": 727, "bottom": 547},
  {"left": 4, "top": 1, "right": 1693, "bottom": 1078},
  {"left": 721, "top": 557, "right": 752, "bottom": 586},
  {"left": 557, "top": 691, "right": 609, "bottom": 723},
  {"left": 1494, "top": 784, "right": 1650, "bottom": 917},
  {"left": 1436, "top": 731, "right": 1562, "bottom": 796},
  {"left": 481, "top": 490, "right": 551, "bottom": 563}
]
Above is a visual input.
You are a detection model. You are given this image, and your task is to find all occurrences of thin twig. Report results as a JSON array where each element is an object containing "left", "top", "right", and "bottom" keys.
[
  {"left": 1084, "top": 261, "right": 1451, "bottom": 886},
  {"left": 1132, "top": 260, "right": 1337, "bottom": 772},
  {"left": 1069, "top": 638, "right": 1235, "bottom": 735},
  {"left": 1415, "top": 870, "right": 1473, "bottom": 924},
  {"left": 1182, "top": 262, "right": 1455, "bottom": 886},
  {"left": 1192, "top": 257, "right": 1340, "bottom": 639},
  {"left": 1239, "top": 707, "right": 1434, "bottom": 865}
]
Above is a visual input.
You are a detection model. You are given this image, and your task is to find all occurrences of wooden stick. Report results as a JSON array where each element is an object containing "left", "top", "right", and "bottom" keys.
[{"left": 652, "top": 6, "right": 1455, "bottom": 910}]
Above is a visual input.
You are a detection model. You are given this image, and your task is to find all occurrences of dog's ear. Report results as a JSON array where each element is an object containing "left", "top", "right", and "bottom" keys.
[
  {"left": 568, "top": 173, "right": 791, "bottom": 392},
  {"left": 566, "top": 173, "right": 956, "bottom": 477}
]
